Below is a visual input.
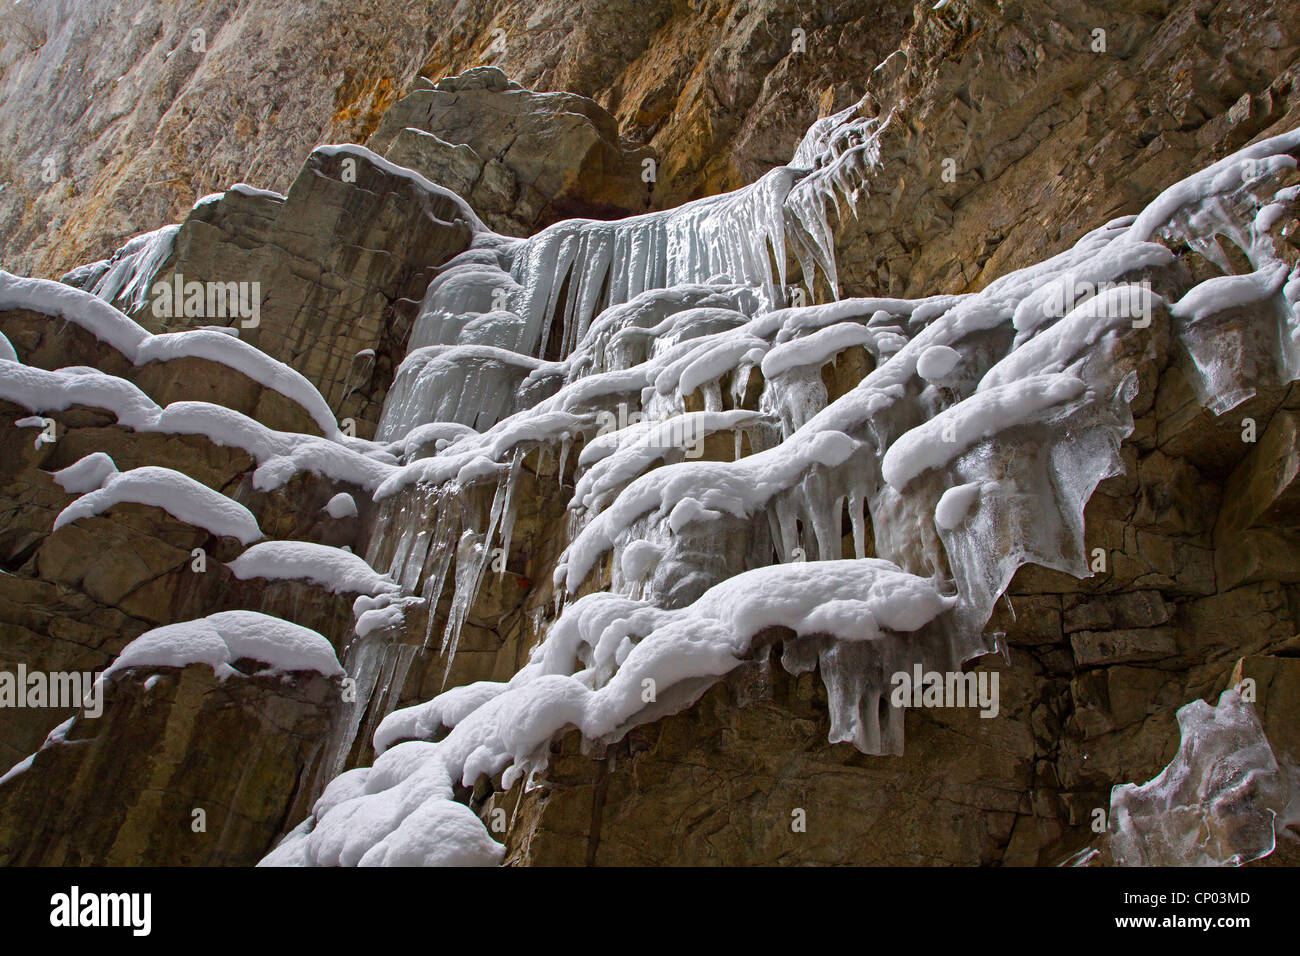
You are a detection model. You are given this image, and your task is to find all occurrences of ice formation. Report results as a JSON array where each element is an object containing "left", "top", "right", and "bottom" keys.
[
  {"left": 259, "top": 119, "right": 1300, "bottom": 866},
  {"left": 1108, "top": 688, "right": 1298, "bottom": 866},
  {"left": 3, "top": 85, "right": 1298, "bottom": 868},
  {"left": 62, "top": 224, "right": 180, "bottom": 315}
]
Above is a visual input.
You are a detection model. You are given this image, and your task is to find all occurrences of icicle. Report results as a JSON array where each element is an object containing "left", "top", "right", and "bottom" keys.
[
  {"left": 419, "top": 494, "right": 461, "bottom": 649},
  {"left": 497, "top": 449, "right": 524, "bottom": 579},
  {"left": 557, "top": 432, "right": 573, "bottom": 486},
  {"left": 318, "top": 632, "right": 386, "bottom": 784},
  {"left": 440, "top": 480, "right": 507, "bottom": 681},
  {"left": 848, "top": 487, "right": 867, "bottom": 559}
]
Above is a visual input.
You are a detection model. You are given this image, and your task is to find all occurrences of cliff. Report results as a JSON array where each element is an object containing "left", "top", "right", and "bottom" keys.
[{"left": 0, "top": 0, "right": 1298, "bottom": 867}]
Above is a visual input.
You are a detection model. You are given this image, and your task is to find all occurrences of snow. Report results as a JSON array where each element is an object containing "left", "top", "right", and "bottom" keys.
[
  {"left": 104, "top": 610, "right": 343, "bottom": 681},
  {"left": 0, "top": 330, "right": 16, "bottom": 363},
  {"left": 313, "top": 145, "right": 487, "bottom": 233},
  {"left": 227, "top": 540, "right": 397, "bottom": 595},
  {"left": 54, "top": 466, "right": 263, "bottom": 544},
  {"left": 136, "top": 330, "right": 340, "bottom": 436},
  {"left": 1169, "top": 263, "right": 1293, "bottom": 322},
  {"left": 880, "top": 374, "right": 1087, "bottom": 490},
  {"left": 324, "top": 492, "right": 359, "bottom": 518},
  {"left": 51, "top": 452, "right": 118, "bottom": 493},
  {"left": 934, "top": 481, "right": 981, "bottom": 530},
  {"left": 1125, "top": 127, "right": 1300, "bottom": 244},
  {"left": 0, "top": 362, "right": 163, "bottom": 428},
  {"left": 263, "top": 559, "right": 953, "bottom": 866},
  {"left": 373, "top": 681, "right": 508, "bottom": 755},
  {"left": 0, "top": 364, "right": 392, "bottom": 492},
  {"left": 619, "top": 539, "right": 662, "bottom": 580},
  {"left": 760, "top": 322, "right": 875, "bottom": 378},
  {"left": 0, "top": 272, "right": 341, "bottom": 436},
  {"left": 0, "top": 270, "right": 149, "bottom": 355},
  {"left": 228, "top": 183, "right": 286, "bottom": 201},
  {"left": 352, "top": 593, "right": 421, "bottom": 638},
  {"left": 979, "top": 285, "right": 1161, "bottom": 391},
  {"left": 0, "top": 717, "right": 77, "bottom": 787},
  {"left": 916, "top": 344, "right": 960, "bottom": 382},
  {"left": 571, "top": 410, "right": 760, "bottom": 513}
]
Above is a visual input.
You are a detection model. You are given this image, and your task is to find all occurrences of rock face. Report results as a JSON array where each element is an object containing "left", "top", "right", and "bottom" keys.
[
  {"left": 0, "top": 0, "right": 437, "bottom": 278},
  {"left": 0, "top": 664, "right": 340, "bottom": 866},
  {"left": 369, "top": 66, "right": 655, "bottom": 235},
  {"left": 1, "top": 0, "right": 1299, "bottom": 869},
  {"left": 1, "top": 0, "right": 913, "bottom": 277},
  {"left": 822, "top": 0, "right": 1300, "bottom": 302},
  {"left": 121, "top": 149, "right": 477, "bottom": 439}
]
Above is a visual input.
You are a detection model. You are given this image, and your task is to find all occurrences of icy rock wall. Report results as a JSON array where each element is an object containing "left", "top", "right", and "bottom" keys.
[{"left": 261, "top": 102, "right": 1300, "bottom": 864}]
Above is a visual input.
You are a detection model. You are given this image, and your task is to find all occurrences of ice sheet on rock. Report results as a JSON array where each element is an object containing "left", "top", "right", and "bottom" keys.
[
  {"left": 376, "top": 107, "right": 885, "bottom": 441},
  {"left": 1108, "top": 687, "right": 1293, "bottom": 866},
  {"left": 378, "top": 345, "right": 563, "bottom": 437},
  {"left": 54, "top": 466, "right": 263, "bottom": 544},
  {"left": 104, "top": 610, "right": 343, "bottom": 681}
]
